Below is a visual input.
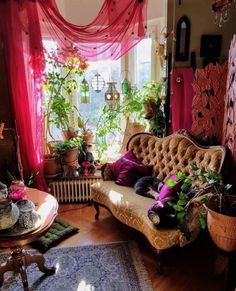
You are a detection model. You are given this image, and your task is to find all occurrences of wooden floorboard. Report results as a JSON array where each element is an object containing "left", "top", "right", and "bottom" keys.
[
  {"left": 0, "top": 203, "right": 227, "bottom": 290},
  {"left": 55, "top": 203, "right": 225, "bottom": 291}
]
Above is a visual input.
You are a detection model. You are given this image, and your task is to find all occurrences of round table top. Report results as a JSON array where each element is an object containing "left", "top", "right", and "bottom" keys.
[{"left": 0, "top": 188, "right": 58, "bottom": 248}]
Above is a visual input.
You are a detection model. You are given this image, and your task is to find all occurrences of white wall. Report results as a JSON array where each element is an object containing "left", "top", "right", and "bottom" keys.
[{"left": 55, "top": 0, "right": 164, "bottom": 25}]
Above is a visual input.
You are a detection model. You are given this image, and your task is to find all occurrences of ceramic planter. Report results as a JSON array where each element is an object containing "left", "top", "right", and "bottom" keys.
[{"left": 205, "top": 196, "right": 236, "bottom": 252}]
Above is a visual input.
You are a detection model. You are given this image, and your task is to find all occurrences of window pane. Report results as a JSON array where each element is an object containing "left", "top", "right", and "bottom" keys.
[
  {"left": 136, "top": 37, "right": 152, "bottom": 89},
  {"left": 78, "top": 60, "right": 121, "bottom": 131}
]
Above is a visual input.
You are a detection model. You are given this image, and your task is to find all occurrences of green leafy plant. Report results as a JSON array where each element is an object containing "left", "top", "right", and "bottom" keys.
[
  {"left": 140, "top": 80, "right": 165, "bottom": 137},
  {"left": 53, "top": 137, "right": 83, "bottom": 153},
  {"left": 166, "top": 164, "right": 233, "bottom": 240},
  {"left": 43, "top": 52, "right": 89, "bottom": 139}
]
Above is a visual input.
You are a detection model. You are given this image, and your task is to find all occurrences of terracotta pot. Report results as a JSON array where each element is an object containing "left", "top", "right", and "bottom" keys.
[
  {"left": 205, "top": 196, "right": 236, "bottom": 252},
  {"left": 62, "top": 148, "right": 79, "bottom": 165},
  {"left": 130, "top": 122, "right": 145, "bottom": 135},
  {"left": 44, "top": 155, "right": 60, "bottom": 178},
  {"left": 61, "top": 130, "right": 78, "bottom": 141},
  {"left": 83, "top": 132, "right": 94, "bottom": 145},
  {"left": 46, "top": 140, "right": 62, "bottom": 155}
]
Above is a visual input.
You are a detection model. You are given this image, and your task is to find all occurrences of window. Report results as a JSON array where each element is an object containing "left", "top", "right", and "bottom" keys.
[
  {"left": 77, "top": 60, "right": 121, "bottom": 132},
  {"left": 135, "top": 36, "right": 152, "bottom": 89},
  {"left": 42, "top": 22, "right": 160, "bottom": 160}
]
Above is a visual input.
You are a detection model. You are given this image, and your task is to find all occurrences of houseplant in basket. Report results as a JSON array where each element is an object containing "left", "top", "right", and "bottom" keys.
[{"left": 190, "top": 164, "right": 236, "bottom": 252}]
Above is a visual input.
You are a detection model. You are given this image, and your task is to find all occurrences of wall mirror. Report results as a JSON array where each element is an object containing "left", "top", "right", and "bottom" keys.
[{"left": 175, "top": 16, "right": 191, "bottom": 61}]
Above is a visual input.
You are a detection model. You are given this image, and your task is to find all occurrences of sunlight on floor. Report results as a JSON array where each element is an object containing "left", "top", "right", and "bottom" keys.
[{"left": 76, "top": 280, "right": 95, "bottom": 291}]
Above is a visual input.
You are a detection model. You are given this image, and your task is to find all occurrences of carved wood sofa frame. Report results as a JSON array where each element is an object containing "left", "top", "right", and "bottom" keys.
[{"left": 91, "top": 131, "right": 226, "bottom": 270}]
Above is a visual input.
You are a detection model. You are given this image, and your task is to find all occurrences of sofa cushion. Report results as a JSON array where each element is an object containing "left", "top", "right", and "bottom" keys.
[
  {"left": 116, "top": 159, "right": 152, "bottom": 187},
  {"left": 91, "top": 181, "right": 191, "bottom": 250},
  {"left": 109, "top": 149, "right": 140, "bottom": 178},
  {"left": 158, "top": 175, "right": 183, "bottom": 200},
  {"left": 134, "top": 176, "right": 163, "bottom": 199}
]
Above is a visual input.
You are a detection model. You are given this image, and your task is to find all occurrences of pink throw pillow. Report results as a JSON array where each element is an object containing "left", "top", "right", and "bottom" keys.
[
  {"left": 109, "top": 149, "right": 140, "bottom": 178},
  {"left": 158, "top": 175, "right": 183, "bottom": 200},
  {"left": 115, "top": 158, "right": 152, "bottom": 187}
]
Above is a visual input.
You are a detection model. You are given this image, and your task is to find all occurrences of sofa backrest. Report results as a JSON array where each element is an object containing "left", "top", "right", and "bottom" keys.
[{"left": 127, "top": 131, "right": 226, "bottom": 181}]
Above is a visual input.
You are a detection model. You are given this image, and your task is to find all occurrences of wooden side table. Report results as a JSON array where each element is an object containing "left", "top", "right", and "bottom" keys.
[{"left": 0, "top": 188, "right": 58, "bottom": 291}]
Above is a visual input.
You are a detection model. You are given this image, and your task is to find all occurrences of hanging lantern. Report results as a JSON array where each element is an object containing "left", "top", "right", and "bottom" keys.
[
  {"left": 105, "top": 81, "right": 120, "bottom": 110},
  {"left": 80, "top": 77, "right": 90, "bottom": 104},
  {"left": 121, "top": 77, "right": 131, "bottom": 94},
  {"left": 91, "top": 73, "right": 105, "bottom": 93}
]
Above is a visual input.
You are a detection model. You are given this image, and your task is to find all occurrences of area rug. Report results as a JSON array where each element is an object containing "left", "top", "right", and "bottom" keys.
[{"left": 0, "top": 241, "right": 153, "bottom": 291}]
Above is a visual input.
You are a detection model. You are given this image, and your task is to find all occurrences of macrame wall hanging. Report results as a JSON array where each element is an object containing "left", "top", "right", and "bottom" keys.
[
  {"left": 191, "top": 62, "right": 228, "bottom": 144},
  {"left": 222, "top": 35, "right": 236, "bottom": 164}
]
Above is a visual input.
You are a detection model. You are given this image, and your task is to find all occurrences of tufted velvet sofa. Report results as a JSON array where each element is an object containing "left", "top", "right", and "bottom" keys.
[{"left": 91, "top": 131, "right": 226, "bottom": 257}]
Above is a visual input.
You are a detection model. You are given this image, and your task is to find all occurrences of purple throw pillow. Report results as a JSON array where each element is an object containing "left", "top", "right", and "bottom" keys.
[
  {"left": 115, "top": 158, "right": 152, "bottom": 187},
  {"left": 158, "top": 175, "right": 183, "bottom": 200},
  {"left": 109, "top": 149, "right": 140, "bottom": 178}
]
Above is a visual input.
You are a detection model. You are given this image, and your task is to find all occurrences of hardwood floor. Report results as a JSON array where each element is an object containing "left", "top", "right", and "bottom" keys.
[
  {"left": 0, "top": 202, "right": 229, "bottom": 290},
  {"left": 55, "top": 203, "right": 226, "bottom": 291}
]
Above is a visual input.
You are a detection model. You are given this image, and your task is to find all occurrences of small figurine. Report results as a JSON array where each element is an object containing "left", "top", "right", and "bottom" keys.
[{"left": 78, "top": 141, "right": 96, "bottom": 175}]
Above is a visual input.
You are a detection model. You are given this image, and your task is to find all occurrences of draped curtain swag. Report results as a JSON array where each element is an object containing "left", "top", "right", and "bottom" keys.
[{"left": 0, "top": 0, "right": 148, "bottom": 189}]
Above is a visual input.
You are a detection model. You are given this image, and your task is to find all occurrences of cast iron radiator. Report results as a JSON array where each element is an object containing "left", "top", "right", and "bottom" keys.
[{"left": 48, "top": 176, "right": 102, "bottom": 203}]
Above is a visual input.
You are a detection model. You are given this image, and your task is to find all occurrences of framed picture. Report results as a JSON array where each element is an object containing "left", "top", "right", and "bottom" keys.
[{"left": 200, "top": 35, "right": 222, "bottom": 58}]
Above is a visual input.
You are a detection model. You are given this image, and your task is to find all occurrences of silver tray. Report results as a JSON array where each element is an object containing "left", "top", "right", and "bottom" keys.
[{"left": 0, "top": 215, "right": 42, "bottom": 237}]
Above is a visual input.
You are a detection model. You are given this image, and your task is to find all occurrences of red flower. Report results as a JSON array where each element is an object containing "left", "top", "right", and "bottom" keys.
[
  {"left": 82, "top": 161, "right": 90, "bottom": 167},
  {"left": 9, "top": 189, "right": 26, "bottom": 201}
]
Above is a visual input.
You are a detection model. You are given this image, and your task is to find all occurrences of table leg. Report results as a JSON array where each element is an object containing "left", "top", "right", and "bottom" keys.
[
  {"left": 24, "top": 253, "right": 55, "bottom": 274},
  {"left": 0, "top": 257, "right": 14, "bottom": 287},
  {"left": 0, "top": 246, "right": 55, "bottom": 291}
]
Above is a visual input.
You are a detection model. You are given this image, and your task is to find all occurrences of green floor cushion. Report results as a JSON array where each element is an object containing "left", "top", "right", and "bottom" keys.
[{"left": 31, "top": 219, "right": 79, "bottom": 252}]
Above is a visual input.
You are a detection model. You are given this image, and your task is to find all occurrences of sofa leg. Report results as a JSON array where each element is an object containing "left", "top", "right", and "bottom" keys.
[
  {"left": 156, "top": 250, "right": 163, "bottom": 274},
  {"left": 94, "top": 202, "right": 100, "bottom": 220}
]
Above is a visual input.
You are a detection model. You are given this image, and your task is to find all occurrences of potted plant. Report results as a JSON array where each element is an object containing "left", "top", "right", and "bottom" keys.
[
  {"left": 44, "top": 154, "right": 61, "bottom": 178},
  {"left": 139, "top": 80, "right": 165, "bottom": 137},
  {"left": 43, "top": 52, "right": 89, "bottom": 141},
  {"left": 190, "top": 164, "right": 236, "bottom": 252},
  {"left": 77, "top": 115, "right": 94, "bottom": 145},
  {"left": 166, "top": 164, "right": 236, "bottom": 252}
]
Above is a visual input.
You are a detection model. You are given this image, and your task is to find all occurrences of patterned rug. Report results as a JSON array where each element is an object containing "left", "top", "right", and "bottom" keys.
[{"left": 0, "top": 241, "right": 153, "bottom": 291}]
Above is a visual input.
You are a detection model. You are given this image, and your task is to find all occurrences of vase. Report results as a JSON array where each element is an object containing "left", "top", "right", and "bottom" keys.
[
  {"left": 0, "top": 198, "right": 20, "bottom": 230},
  {"left": 16, "top": 199, "right": 39, "bottom": 229}
]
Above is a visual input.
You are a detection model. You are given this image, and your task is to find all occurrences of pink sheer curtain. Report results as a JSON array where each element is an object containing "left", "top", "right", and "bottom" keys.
[
  {"left": 0, "top": 0, "right": 148, "bottom": 190},
  {"left": 37, "top": 0, "right": 148, "bottom": 61},
  {"left": 0, "top": 0, "right": 47, "bottom": 190},
  {"left": 170, "top": 68, "right": 195, "bottom": 133}
]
